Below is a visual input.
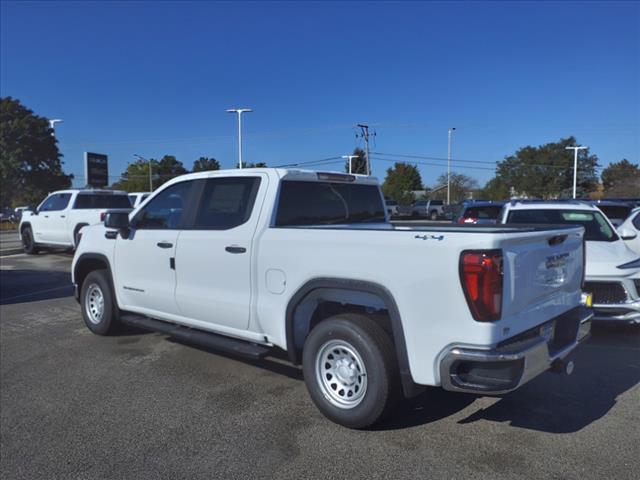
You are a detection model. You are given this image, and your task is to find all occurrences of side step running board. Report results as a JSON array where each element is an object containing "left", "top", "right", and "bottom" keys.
[{"left": 120, "top": 314, "right": 271, "bottom": 360}]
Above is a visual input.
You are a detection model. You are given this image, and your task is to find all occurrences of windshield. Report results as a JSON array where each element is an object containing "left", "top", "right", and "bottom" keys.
[{"left": 507, "top": 209, "right": 618, "bottom": 242}]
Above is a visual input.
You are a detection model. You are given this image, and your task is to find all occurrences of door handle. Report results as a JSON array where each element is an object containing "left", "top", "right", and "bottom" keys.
[
  {"left": 157, "top": 241, "right": 173, "bottom": 249},
  {"left": 225, "top": 246, "right": 246, "bottom": 254},
  {"left": 60, "top": 215, "right": 66, "bottom": 218},
  {"left": 44, "top": 215, "right": 49, "bottom": 218}
]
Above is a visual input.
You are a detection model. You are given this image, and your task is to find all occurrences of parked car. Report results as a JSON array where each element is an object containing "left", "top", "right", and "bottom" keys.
[
  {"left": 19, "top": 189, "right": 133, "bottom": 253},
  {"left": 128, "top": 192, "right": 151, "bottom": 209},
  {"left": 385, "top": 199, "right": 399, "bottom": 217},
  {"left": 455, "top": 201, "right": 505, "bottom": 225},
  {"left": 0, "top": 207, "right": 16, "bottom": 223},
  {"left": 617, "top": 207, "right": 640, "bottom": 255},
  {"left": 72, "top": 168, "right": 591, "bottom": 428},
  {"left": 411, "top": 199, "right": 444, "bottom": 219},
  {"left": 587, "top": 200, "right": 634, "bottom": 227},
  {"left": 500, "top": 200, "right": 640, "bottom": 324}
]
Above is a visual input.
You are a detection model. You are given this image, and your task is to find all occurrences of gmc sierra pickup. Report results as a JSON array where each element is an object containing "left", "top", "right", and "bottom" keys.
[{"left": 72, "top": 168, "right": 592, "bottom": 428}]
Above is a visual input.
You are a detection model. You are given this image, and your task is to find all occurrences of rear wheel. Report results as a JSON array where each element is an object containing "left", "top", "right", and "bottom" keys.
[
  {"left": 21, "top": 226, "right": 39, "bottom": 254},
  {"left": 81, "top": 269, "right": 119, "bottom": 335},
  {"left": 302, "top": 313, "right": 399, "bottom": 429},
  {"left": 430, "top": 210, "right": 438, "bottom": 220}
]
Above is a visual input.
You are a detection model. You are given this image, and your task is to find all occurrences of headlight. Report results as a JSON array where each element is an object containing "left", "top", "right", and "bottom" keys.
[{"left": 617, "top": 258, "right": 640, "bottom": 270}]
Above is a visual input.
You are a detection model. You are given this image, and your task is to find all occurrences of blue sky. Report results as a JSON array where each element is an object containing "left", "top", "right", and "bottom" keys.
[{"left": 1, "top": 1, "right": 638, "bottom": 188}]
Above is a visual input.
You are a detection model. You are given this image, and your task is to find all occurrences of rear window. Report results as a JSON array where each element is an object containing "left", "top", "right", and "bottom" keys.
[
  {"left": 74, "top": 194, "right": 132, "bottom": 209},
  {"left": 462, "top": 206, "right": 503, "bottom": 219},
  {"left": 506, "top": 209, "right": 618, "bottom": 242},
  {"left": 275, "top": 181, "right": 385, "bottom": 226},
  {"left": 430, "top": 200, "right": 443, "bottom": 206}
]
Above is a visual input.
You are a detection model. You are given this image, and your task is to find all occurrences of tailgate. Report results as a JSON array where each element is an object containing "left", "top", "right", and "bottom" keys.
[{"left": 500, "top": 227, "right": 584, "bottom": 320}]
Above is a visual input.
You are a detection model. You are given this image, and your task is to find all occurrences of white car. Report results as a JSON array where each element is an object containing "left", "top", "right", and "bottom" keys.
[
  {"left": 500, "top": 201, "right": 640, "bottom": 324},
  {"left": 128, "top": 192, "right": 151, "bottom": 209},
  {"left": 617, "top": 207, "right": 640, "bottom": 256},
  {"left": 19, "top": 189, "right": 132, "bottom": 253},
  {"left": 72, "top": 169, "right": 591, "bottom": 428}
]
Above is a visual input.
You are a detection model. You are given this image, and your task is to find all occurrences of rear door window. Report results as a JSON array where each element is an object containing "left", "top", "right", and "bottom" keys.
[
  {"left": 275, "top": 181, "right": 385, "bottom": 226},
  {"left": 192, "top": 177, "right": 261, "bottom": 230}
]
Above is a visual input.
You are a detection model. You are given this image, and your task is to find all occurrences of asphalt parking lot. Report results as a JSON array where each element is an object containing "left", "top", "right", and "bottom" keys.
[{"left": 1, "top": 253, "right": 638, "bottom": 479}]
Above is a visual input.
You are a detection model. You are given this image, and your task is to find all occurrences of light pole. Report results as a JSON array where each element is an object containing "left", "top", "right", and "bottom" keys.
[
  {"left": 565, "top": 145, "right": 588, "bottom": 199},
  {"left": 134, "top": 154, "right": 153, "bottom": 192},
  {"left": 342, "top": 155, "right": 359, "bottom": 174},
  {"left": 447, "top": 127, "right": 456, "bottom": 205},
  {"left": 227, "top": 108, "right": 252, "bottom": 168},
  {"left": 48, "top": 119, "right": 63, "bottom": 136}
]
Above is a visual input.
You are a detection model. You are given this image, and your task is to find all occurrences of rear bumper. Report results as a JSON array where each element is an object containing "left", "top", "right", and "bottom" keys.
[{"left": 439, "top": 306, "right": 593, "bottom": 394}]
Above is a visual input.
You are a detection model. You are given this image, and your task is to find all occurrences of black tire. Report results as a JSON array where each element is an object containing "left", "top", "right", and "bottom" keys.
[
  {"left": 302, "top": 313, "right": 399, "bottom": 429},
  {"left": 80, "top": 269, "right": 119, "bottom": 335},
  {"left": 430, "top": 210, "right": 438, "bottom": 220},
  {"left": 21, "top": 226, "right": 39, "bottom": 255}
]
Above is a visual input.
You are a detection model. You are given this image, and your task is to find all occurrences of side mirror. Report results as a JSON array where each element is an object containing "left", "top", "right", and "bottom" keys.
[
  {"left": 104, "top": 211, "right": 130, "bottom": 230},
  {"left": 618, "top": 227, "right": 638, "bottom": 241},
  {"left": 29, "top": 206, "right": 38, "bottom": 215}
]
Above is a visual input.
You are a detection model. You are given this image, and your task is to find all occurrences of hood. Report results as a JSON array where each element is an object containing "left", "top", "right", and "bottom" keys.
[{"left": 586, "top": 239, "right": 640, "bottom": 277}]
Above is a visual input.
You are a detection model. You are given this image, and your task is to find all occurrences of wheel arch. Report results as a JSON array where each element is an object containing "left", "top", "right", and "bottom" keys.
[
  {"left": 285, "top": 277, "right": 420, "bottom": 397},
  {"left": 74, "top": 253, "right": 117, "bottom": 306},
  {"left": 20, "top": 222, "right": 31, "bottom": 234}
]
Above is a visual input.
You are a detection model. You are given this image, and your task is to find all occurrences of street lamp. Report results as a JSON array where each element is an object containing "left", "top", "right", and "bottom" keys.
[
  {"left": 134, "top": 154, "right": 154, "bottom": 192},
  {"left": 226, "top": 108, "right": 252, "bottom": 169},
  {"left": 342, "top": 155, "right": 359, "bottom": 174},
  {"left": 565, "top": 145, "right": 588, "bottom": 199},
  {"left": 447, "top": 127, "right": 456, "bottom": 205},
  {"left": 48, "top": 119, "right": 63, "bottom": 136}
]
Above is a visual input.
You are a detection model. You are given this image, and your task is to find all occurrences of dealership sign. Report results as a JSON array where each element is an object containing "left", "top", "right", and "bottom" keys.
[{"left": 84, "top": 152, "right": 109, "bottom": 187}]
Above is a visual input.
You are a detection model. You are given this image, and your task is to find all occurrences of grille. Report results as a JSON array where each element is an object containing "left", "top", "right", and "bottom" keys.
[
  {"left": 635, "top": 280, "right": 640, "bottom": 296},
  {"left": 584, "top": 282, "right": 628, "bottom": 305}
]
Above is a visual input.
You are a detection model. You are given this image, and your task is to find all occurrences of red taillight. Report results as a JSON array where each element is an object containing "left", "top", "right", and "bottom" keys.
[
  {"left": 100, "top": 212, "right": 106, "bottom": 222},
  {"left": 460, "top": 250, "right": 503, "bottom": 322}
]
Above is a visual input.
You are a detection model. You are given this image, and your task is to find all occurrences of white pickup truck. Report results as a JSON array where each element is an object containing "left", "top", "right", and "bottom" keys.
[
  {"left": 72, "top": 169, "right": 592, "bottom": 428},
  {"left": 19, "top": 189, "right": 132, "bottom": 253}
]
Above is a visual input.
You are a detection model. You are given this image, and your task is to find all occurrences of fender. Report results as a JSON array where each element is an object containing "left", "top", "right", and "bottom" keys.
[
  {"left": 73, "top": 253, "right": 117, "bottom": 307},
  {"left": 285, "top": 277, "right": 421, "bottom": 397}
]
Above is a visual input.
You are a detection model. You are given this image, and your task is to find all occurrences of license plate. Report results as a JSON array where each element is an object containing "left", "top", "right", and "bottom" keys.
[{"left": 540, "top": 322, "right": 555, "bottom": 342}]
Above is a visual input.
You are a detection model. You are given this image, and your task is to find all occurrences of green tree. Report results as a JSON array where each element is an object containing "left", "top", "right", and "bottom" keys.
[
  {"left": 381, "top": 162, "right": 423, "bottom": 204},
  {"left": 343, "top": 148, "right": 367, "bottom": 175},
  {"left": 0, "top": 97, "right": 73, "bottom": 206},
  {"left": 477, "top": 177, "right": 511, "bottom": 200},
  {"left": 601, "top": 159, "right": 640, "bottom": 197},
  {"left": 113, "top": 155, "right": 187, "bottom": 192},
  {"left": 491, "top": 136, "right": 599, "bottom": 199},
  {"left": 431, "top": 172, "right": 478, "bottom": 203},
  {"left": 192, "top": 157, "right": 220, "bottom": 172}
]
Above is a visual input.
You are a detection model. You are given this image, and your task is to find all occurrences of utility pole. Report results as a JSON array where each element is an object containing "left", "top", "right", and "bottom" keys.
[
  {"left": 447, "top": 127, "right": 456, "bottom": 205},
  {"left": 134, "top": 154, "right": 153, "bottom": 191},
  {"left": 227, "top": 108, "right": 252, "bottom": 168},
  {"left": 48, "top": 119, "right": 63, "bottom": 136},
  {"left": 356, "top": 124, "right": 375, "bottom": 176},
  {"left": 342, "top": 155, "right": 359, "bottom": 174},
  {"left": 565, "top": 145, "right": 588, "bottom": 199}
]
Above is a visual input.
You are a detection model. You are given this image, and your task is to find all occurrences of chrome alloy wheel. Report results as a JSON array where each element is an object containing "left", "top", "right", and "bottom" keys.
[
  {"left": 85, "top": 283, "right": 105, "bottom": 325},
  {"left": 315, "top": 339, "right": 367, "bottom": 409}
]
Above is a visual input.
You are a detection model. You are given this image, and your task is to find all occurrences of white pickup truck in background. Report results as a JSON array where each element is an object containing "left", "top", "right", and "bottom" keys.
[
  {"left": 72, "top": 169, "right": 592, "bottom": 428},
  {"left": 19, "top": 189, "right": 132, "bottom": 253}
]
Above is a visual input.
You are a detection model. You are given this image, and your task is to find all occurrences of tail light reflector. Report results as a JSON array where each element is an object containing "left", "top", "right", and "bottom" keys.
[{"left": 460, "top": 250, "right": 503, "bottom": 322}]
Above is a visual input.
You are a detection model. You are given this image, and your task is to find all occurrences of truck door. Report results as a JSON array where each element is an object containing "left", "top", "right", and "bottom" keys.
[
  {"left": 174, "top": 174, "right": 267, "bottom": 330},
  {"left": 114, "top": 180, "right": 198, "bottom": 317}
]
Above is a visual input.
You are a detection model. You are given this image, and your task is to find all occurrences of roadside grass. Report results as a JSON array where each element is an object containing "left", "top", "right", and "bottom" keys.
[{"left": 0, "top": 222, "right": 18, "bottom": 232}]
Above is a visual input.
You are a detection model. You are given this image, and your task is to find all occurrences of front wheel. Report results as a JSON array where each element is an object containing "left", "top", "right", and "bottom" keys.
[
  {"left": 302, "top": 314, "right": 399, "bottom": 429},
  {"left": 81, "top": 270, "right": 119, "bottom": 335},
  {"left": 21, "top": 226, "right": 39, "bottom": 255}
]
